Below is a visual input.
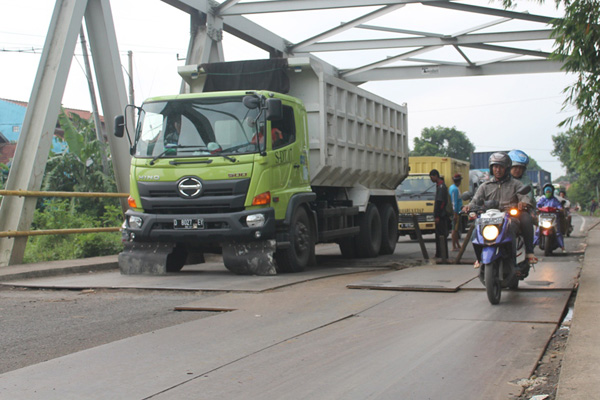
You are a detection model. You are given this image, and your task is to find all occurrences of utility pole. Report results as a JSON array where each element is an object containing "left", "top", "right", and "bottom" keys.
[
  {"left": 79, "top": 26, "right": 110, "bottom": 176},
  {"left": 127, "top": 50, "right": 135, "bottom": 106}
]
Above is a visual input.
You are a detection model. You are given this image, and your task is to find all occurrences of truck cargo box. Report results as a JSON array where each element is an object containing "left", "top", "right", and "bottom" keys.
[{"left": 179, "top": 56, "right": 409, "bottom": 191}]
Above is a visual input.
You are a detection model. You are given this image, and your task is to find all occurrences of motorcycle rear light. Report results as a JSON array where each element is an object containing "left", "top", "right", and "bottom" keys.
[{"left": 482, "top": 225, "right": 499, "bottom": 241}]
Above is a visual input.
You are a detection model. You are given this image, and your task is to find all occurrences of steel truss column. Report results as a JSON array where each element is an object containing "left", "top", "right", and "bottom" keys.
[
  {"left": 181, "top": 10, "right": 225, "bottom": 93},
  {"left": 84, "top": 0, "right": 131, "bottom": 206},
  {"left": 0, "top": 0, "right": 88, "bottom": 267}
]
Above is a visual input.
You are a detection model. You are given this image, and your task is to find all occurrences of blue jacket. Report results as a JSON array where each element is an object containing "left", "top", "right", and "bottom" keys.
[{"left": 537, "top": 196, "right": 562, "bottom": 209}]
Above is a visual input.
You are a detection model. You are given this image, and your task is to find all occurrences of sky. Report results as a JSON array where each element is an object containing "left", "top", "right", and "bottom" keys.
[{"left": 0, "top": 0, "right": 576, "bottom": 179}]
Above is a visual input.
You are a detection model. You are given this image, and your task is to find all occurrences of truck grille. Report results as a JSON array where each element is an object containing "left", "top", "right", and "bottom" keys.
[
  {"left": 399, "top": 214, "right": 429, "bottom": 223},
  {"left": 137, "top": 178, "right": 250, "bottom": 214}
]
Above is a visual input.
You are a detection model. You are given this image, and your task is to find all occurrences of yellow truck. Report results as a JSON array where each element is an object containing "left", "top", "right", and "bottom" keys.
[{"left": 396, "top": 156, "right": 470, "bottom": 239}]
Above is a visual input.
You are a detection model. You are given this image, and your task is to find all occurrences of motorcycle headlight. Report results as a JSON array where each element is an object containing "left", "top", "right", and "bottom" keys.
[
  {"left": 541, "top": 220, "right": 552, "bottom": 229},
  {"left": 482, "top": 225, "right": 500, "bottom": 241}
]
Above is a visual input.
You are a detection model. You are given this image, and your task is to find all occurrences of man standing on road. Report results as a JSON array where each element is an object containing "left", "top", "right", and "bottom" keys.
[
  {"left": 449, "top": 173, "right": 462, "bottom": 251},
  {"left": 430, "top": 169, "right": 450, "bottom": 262}
]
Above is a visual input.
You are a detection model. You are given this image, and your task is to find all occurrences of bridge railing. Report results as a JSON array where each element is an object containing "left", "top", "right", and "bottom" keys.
[{"left": 0, "top": 190, "right": 128, "bottom": 238}]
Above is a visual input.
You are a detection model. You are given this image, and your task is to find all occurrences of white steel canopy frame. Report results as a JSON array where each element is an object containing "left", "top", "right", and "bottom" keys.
[{"left": 0, "top": 0, "right": 564, "bottom": 266}]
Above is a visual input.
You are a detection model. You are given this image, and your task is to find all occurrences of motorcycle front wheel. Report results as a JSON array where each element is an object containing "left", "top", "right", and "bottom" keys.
[
  {"left": 485, "top": 261, "right": 501, "bottom": 305},
  {"left": 544, "top": 234, "right": 554, "bottom": 256}
]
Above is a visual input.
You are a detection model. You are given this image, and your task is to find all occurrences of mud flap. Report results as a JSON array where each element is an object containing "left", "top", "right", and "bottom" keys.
[
  {"left": 222, "top": 240, "right": 277, "bottom": 276},
  {"left": 118, "top": 242, "right": 178, "bottom": 275}
]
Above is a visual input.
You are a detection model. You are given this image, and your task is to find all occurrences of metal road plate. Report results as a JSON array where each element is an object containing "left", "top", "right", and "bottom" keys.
[
  {"left": 461, "top": 260, "right": 581, "bottom": 290},
  {"left": 348, "top": 264, "right": 478, "bottom": 292}
]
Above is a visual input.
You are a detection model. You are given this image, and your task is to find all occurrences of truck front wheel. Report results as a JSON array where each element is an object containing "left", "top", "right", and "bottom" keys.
[
  {"left": 275, "top": 206, "right": 313, "bottom": 273},
  {"left": 378, "top": 203, "right": 398, "bottom": 255},
  {"left": 357, "top": 203, "right": 382, "bottom": 258}
]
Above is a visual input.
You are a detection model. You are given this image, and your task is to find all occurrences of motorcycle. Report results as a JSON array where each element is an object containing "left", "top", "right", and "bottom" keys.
[
  {"left": 534, "top": 206, "right": 564, "bottom": 256},
  {"left": 464, "top": 184, "right": 532, "bottom": 305}
]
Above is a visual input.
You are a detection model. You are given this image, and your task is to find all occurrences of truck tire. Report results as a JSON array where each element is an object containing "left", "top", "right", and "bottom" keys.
[
  {"left": 356, "top": 203, "right": 382, "bottom": 258},
  {"left": 166, "top": 244, "right": 187, "bottom": 272},
  {"left": 275, "top": 206, "right": 313, "bottom": 273},
  {"left": 339, "top": 237, "right": 357, "bottom": 258},
  {"left": 378, "top": 203, "right": 398, "bottom": 255}
]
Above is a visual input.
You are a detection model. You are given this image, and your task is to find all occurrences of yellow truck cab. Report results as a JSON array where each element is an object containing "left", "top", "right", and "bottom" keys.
[{"left": 396, "top": 156, "right": 469, "bottom": 239}]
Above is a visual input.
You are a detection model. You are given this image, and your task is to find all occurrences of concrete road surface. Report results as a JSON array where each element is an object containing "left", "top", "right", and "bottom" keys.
[{"left": 0, "top": 215, "right": 588, "bottom": 399}]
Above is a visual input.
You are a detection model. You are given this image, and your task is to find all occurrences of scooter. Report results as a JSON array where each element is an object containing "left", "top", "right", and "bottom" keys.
[
  {"left": 464, "top": 184, "right": 532, "bottom": 305},
  {"left": 469, "top": 201, "right": 530, "bottom": 305},
  {"left": 534, "top": 206, "right": 564, "bottom": 256}
]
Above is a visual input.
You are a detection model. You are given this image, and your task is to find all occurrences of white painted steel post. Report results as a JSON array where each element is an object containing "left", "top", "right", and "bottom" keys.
[
  {"left": 84, "top": 0, "right": 132, "bottom": 211},
  {"left": 0, "top": 0, "right": 88, "bottom": 267}
]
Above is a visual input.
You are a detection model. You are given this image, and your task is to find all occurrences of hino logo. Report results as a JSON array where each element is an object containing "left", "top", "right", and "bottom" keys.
[{"left": 177, "top": 177, "right": 203, "bottom": 198}]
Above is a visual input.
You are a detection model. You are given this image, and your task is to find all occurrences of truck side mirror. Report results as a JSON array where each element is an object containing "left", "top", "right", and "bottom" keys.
[
  {"left": 243, "top": 95, "right": 260, "bottom": 109},
  {"left": 266, "top": 98, "right": 283, "bottom": 121},
  {"left": 114, "top": 115, "right": 125, "bottom": 138}
]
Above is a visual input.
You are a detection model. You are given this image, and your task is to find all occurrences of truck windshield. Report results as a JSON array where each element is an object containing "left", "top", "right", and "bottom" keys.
[
  {"left": 135, "top": 97, "right": 261, "bottom": 159},
  {"left": 395, "top": 176, "right": 436, "bottom": 200}
]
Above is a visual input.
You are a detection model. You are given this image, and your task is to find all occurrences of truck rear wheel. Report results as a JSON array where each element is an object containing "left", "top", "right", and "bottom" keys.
[
  {"left": 275, "top": 206, "right": 313, "bottom": 273},
  {"left": 357, "top": 203, "right": 382, "bottom": 258},
  {"left": 378, "top": 203, "right": 398, "bottom": 255}
]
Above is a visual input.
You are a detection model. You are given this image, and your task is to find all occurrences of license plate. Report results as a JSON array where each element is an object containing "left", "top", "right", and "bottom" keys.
[
  {"left": 173, "top": 218, "right": 205, "bottom": 230},
  {"left": 400, "top": 223, "right": 414, "bottom": 229}
]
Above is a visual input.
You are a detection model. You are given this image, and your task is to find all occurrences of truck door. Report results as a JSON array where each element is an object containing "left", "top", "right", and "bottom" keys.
[{"left": 268, "top": 104, "right": 308, "bottom": 215}]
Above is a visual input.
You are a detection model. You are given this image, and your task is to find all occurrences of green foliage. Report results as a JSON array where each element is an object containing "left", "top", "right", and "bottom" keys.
[
  {"left": 23, "top": 109, "right": 123, "bottom": 263},
  {"left": 411, "top": 126, "right": 475, "bottom": 162},
  {"left": 43, "top": 109, "right": 117, "bottom": 219},
  {"left": 552, "top": 126, "right": 600, "bottom": 210},
  {"left": 24, "top": 199, "right": 123, "bottom": 263}
]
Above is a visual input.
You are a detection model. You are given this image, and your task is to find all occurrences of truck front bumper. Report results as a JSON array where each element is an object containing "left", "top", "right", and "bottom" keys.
[{"left": 122, "top": 208, "right": 276, "bottom": 244}]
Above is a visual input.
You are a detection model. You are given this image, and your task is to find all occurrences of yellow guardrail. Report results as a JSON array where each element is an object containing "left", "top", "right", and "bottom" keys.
[{"left": 0, "top": 190, "right": 129, "bottom": 238}]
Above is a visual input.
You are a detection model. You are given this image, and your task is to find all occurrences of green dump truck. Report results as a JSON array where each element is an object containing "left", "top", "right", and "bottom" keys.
[{"left": 115, "top": 56, "right": 409, "bottom": 275}]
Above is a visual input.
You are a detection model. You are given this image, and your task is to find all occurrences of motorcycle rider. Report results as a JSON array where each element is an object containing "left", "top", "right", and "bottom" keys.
[
  {"left": 508, "top": 149, "right": 537, "bottom": 264},
  {"left": 463, "top": 152, "right": 535, "bottom": 267},
  {"left": 536, "top": 183, "right": 565, "bottom": 252},
  {"left": 557, "top": 189, "right": 573, "bottom": 236}
]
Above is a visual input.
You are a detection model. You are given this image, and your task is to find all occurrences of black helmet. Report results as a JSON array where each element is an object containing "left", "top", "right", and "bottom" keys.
[{"left": 488, "top": 152, "right": 512, "bottom": 180}]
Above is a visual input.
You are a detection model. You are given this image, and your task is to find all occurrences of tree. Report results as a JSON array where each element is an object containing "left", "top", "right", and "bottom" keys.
[
  {"left": 411, "top": 126, "right": 476, "bottom": 162},
  {"left": 24, "top": 109, "right": 123, "bottom": 263},
  {"left": 552, "top": 127, "right": 600, "bottom": 210},
  {"left": 502, "top": 0, "right": 600, "bottom": 171}
]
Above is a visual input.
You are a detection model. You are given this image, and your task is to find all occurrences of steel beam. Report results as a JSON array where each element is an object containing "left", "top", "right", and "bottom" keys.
[
  {"left": 424, "top": 1, "right": 557, "bottom": 24},
  {"left": 0, "top": 0, "right": 88, "bottom": 267},
  {"left": 292, "top": 4, "right": 405, "bottom": 52},
  {"left": 220, "top": 0, "right": 421, "bottom": 15},
  {"left": 84, "top": 0, "right": 132, "bottom": 210},
  {"left": 300, "top": 29, "right": 554, "bottom": 52},
  {"left": 343, "top": 59, "right": 565, "bottom": 82}
]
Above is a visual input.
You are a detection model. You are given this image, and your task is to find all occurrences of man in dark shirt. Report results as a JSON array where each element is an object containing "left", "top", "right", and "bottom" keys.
[{"left": 430, "top": 169, "right": 450, "bottom": 262}]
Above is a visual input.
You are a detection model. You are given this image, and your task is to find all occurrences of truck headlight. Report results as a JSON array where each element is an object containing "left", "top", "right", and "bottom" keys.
[
  {"left": 246, "top": 213, "right": 265, "bottom": 228},
  {"left": 426, "top": 215, "right": 435, "bottom": 222},
  {"left": 128, "top": 216, "right": 143, "bottom": 229},
  {"left": 482, "top": 225, "right": 499, "bottom": 241}
]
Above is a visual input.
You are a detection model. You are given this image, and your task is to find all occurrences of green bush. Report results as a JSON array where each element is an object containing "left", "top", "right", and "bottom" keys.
[{"left": 23, "top": 199, "right": 123, "bottom": 263}]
